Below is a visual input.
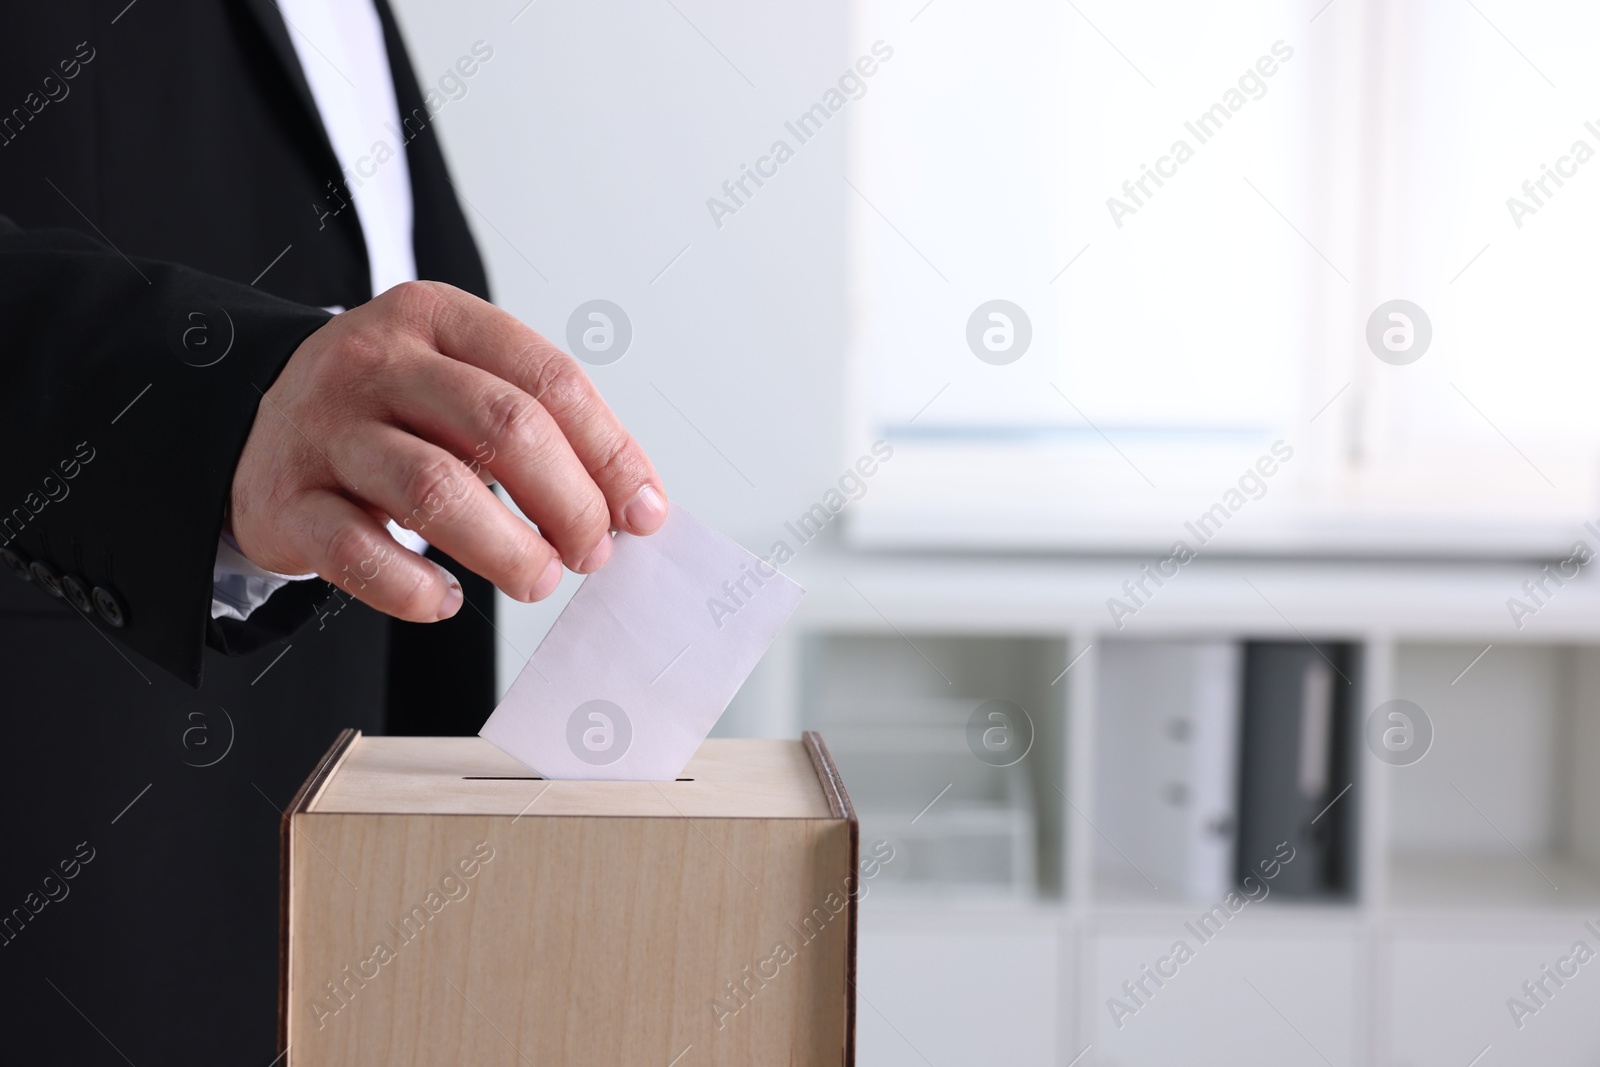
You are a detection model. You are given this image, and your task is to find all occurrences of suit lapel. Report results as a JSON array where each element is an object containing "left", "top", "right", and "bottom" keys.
[
  {"left": 235, "top": 0, "right": 376, "bottom": 301},
  {"left": 370, "top": 0, "right": 491, "bottom": 300},
  {"left": 232, "top": 0, "right": 488, "bottom": 301},
  {"left": 234, "top": 0, "right": 341, "bottom": 177}
]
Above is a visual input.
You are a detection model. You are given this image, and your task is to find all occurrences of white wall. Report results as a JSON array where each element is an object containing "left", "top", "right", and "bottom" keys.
[
  {"left": 1390, "top": 644, "right": 1562, "bottom": 853},
  {"left": 387, "top": 0, "right": 863, "bottom": 690}
]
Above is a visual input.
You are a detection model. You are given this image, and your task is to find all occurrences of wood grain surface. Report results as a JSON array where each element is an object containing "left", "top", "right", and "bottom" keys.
[{"left": 284, "top": 736, "right": 856, "bottom": 1066}]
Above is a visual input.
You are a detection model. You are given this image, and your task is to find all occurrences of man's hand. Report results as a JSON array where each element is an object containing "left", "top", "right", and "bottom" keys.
[{"left": 229, "top": 281, "right": 667, "bottom": 621}]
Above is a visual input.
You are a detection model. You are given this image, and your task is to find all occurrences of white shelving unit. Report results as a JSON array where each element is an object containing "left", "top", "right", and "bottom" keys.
[
  {"left": 799, "top": 635, "right": 1060, "bottom": 903},
  {"left": 716, "top": 547, "right": 1600, "bottom": 1066}
]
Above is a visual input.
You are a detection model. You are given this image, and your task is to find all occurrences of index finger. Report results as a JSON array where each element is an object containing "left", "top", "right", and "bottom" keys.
[{"left": 417, "top": 285, "right": 668, "bottom": 535}]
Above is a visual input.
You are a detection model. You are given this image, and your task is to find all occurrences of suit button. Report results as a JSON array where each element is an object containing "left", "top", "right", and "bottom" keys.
[
  {"left": 29, "top": 560, "right": 64, "bottom": 598},
  {"left": 61, "top": 573, "right": 95, "bottom": 614},
  {"left": 92, "top": 585, "right": 128, "bottom": 627},
  {"left": 0, "top": 546, "right": 30, "bottom": 581}
]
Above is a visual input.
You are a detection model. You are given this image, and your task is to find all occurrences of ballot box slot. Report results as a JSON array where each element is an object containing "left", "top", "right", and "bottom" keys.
[{"left": 459, "top": 775, "right": 696, "bottom": 781}]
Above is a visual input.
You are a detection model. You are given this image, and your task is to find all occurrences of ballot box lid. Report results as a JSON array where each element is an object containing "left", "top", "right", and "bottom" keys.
[{"left": 290, "top": 730, "right": 852, "bottom": 820}]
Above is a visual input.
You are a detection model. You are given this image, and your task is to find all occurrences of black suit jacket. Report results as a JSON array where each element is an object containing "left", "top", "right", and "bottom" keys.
[{"left": 0, "top": 2, "right": 498, "bottom": 1063}]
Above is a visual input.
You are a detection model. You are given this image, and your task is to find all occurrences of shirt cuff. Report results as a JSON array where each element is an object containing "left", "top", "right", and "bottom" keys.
[{"left": 210, "top": 521, "right": 431, "bottom": 621}]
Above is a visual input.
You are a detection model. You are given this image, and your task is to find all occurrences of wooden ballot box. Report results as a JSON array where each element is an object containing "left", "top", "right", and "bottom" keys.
[{"left": 279, "top": 730, "right": 858, "bottom": 1066}]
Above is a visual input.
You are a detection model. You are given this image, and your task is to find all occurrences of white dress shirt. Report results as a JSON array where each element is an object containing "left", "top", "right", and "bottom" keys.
[{"left": 212, "top": 0, "right": 425, "bottom": 621}]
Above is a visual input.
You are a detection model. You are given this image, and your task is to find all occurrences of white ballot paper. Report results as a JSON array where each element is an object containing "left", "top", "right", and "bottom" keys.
[{"left": 479, "top": 504, "right": 805, "bottom": 780}]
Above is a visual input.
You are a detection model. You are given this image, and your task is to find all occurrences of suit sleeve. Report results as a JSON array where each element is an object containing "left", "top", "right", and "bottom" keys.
[{"left": 0, "top": 215, "right": 335, "bottom": 686}]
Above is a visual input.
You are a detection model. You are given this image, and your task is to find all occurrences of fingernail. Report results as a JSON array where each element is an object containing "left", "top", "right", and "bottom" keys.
[
  {"left": 622, "top": 484, "right": 667, "bottom": 533},
  {"left": 436, "top": 569, "right": 463, "bottom": 620},
  {"left": 577, "top": 532, "right": 613, "bottom": 574},
  {"left": 531, "top": 557, "right": 563, "bottom": 600}
]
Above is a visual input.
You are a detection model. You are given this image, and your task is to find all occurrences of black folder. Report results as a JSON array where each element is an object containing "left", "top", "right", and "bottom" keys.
[{"left": 1234, "top": 641, "right": 1358, "bottom": 898}]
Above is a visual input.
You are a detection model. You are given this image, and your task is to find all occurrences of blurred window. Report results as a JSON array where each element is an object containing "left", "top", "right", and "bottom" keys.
[{"left": 852, "top": 0, "right": 1600, "bottom": 552}]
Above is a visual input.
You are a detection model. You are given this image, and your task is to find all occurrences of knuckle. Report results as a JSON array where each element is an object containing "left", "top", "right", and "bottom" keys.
[
  {"left": 482, "top": 388, "right": 543, "bottom": 452},
  {"left": 529, "top": 352, "right": 592, "bottom": 412},
  {"left": 386, "top": 279, "right": 444, "bottom": 324},
  {"left": 323, "top": 521, "right": 434, "bottom": 616},
  {"left": 261, "top": 467, "right": 307, "bottom": 519},
  {"left": 588, "top": 432, "right": 640, "bottom": 491},
  {"left": 333, "top": 328, "right": 389, "bottom": 376},
  {"left": 323, "top": 521, "right": 377, "bottom": 576},
  {"left": 554, "top": 489, "right": 611, "bottom": 547},
  {"left": 401, "top": 456, "right": 467, "bottom": 514}
]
